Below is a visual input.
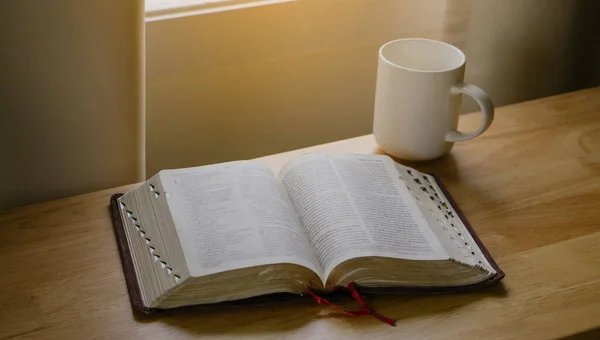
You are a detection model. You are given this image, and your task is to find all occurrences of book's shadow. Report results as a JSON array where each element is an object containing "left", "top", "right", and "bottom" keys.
[{"left": 140, "top": 283, "right": 508, "bottom": 335}]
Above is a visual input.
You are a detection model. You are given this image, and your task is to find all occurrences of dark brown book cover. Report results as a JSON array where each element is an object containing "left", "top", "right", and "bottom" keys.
[{"left": 109, "top": 176, "right": 505, "bottom": 315}]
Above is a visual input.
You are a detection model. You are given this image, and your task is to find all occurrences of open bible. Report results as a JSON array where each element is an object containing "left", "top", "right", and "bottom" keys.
[{"left": 112, "top": 152, "right": 503, "bottom": 312}]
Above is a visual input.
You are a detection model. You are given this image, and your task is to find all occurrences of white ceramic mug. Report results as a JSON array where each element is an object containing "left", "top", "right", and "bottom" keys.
[{"left": 373, "top": 38, "right": 494, "bottom": 160}]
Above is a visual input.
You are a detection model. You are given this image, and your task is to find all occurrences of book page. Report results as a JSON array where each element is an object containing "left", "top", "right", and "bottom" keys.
[
  {"left": 279, "top": 152, "right": 447, "bottom": 278},
  {"left": 395, "top": 164, "right": 496, "bottom": 274},
  {"left": 160, "top": 161, "right": 322, "bottom": 278}
]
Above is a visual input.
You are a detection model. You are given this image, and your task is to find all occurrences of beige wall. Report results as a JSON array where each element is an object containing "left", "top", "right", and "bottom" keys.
[
  {"left": 146, "top": 0, "right": 447, "bottom": 175},
  {"left": 0, "top": 0, "right": 145, "bottom": 210},
  {"left": 443, "top": 0, "right": 597, "bottom": 113},
  {"left": 4, "top": 0, "right": 595, "bottom": 209},
  {"left": 147, "top": 0, "right": 600, "bottom": 176}
]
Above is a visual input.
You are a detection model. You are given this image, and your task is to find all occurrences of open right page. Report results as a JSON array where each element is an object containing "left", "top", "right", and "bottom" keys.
[
  {"left": 278, "top": 152, "right": 449, "bottom": 281},
  {"left": 394, "top": 163, "right": 498, "bottom": 275}
]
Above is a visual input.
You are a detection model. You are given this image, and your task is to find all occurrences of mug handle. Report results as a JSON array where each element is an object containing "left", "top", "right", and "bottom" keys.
[{"left": 445, "top": 83, "right": 494, "bottom": 142}]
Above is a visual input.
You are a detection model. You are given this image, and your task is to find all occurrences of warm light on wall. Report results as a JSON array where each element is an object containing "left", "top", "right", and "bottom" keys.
[{"left": 145, "top": 0, "right": 447, "bottom": 175}]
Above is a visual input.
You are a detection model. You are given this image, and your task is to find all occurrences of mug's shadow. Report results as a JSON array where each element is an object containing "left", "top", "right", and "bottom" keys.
[
  {"left": 372, "top": 146, "right": 460, "bottom": 181},
  {"left": 135, "top": 283, "right": 508, "bottom": 336},
  {"left": 371, "top": 145, "right": 505, "bottom": 241}
]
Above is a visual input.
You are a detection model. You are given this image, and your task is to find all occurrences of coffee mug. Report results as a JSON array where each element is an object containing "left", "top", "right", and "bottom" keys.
[{"left": 373, "top": 38, "right": 494, "bottom": 160}]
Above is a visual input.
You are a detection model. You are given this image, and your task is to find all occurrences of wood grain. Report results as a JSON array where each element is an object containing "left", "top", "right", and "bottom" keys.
[{"left": 3, "top": 87, "right": 600, "bottom": 339}]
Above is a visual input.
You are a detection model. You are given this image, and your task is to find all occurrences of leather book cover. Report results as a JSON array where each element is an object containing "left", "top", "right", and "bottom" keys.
[
  {"left": 110, "top": 193, "right": 152, "bottom": 314},
  {"left": 109, "top": 176, "right": 504, "bottom": 315}
]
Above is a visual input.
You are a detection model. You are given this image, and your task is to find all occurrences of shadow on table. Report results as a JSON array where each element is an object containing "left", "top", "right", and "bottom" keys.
[
  {"left": 557, "top": 328, "right": 600, "bottom": 340},
  {"left": 136, "top": 283, "right": 508, "bottom": 335},
  {"left": 373, "top": 146, "right": 505, "bottom": 211}
]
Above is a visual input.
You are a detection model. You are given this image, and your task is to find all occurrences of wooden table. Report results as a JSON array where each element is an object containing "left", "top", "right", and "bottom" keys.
[{"left": 2, "top": 88, "right": 600, "bottom": 340}]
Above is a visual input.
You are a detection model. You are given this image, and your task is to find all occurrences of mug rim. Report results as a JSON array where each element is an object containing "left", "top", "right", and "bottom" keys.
[{"left": 379, "top": 38, "right": 466, "bottom": 73}]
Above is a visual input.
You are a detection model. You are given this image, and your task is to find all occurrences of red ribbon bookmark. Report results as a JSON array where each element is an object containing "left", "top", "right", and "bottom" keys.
[{"left": 306, "top": 282, "right": 396, "bottom": 326}]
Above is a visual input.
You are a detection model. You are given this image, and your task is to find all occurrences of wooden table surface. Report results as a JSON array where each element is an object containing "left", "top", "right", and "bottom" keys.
[{"left": 3, "top": 88, "right": 600, "bottom": 340}]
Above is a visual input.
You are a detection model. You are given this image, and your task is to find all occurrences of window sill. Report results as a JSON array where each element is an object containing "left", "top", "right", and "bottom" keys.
[{"left": 146, "top": 0, "right": 295, "bottom": 21}]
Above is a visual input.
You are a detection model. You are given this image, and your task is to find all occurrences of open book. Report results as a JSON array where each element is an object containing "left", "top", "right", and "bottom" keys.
[{"left": 113, "top": 152, "right": 503, "bottom": 311}]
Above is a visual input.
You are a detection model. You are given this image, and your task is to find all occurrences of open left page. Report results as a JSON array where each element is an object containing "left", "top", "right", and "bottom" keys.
[
  {"left": 278, "top": 152, "right": 448, "bottom": 279},
  {"left": 160, "top": 161, "right": 322, "bottom": 278}
]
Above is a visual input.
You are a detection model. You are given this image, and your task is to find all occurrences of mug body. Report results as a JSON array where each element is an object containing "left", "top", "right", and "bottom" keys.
[{"left": 373, "top": 38, "right": 466, "bottom": 160}]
